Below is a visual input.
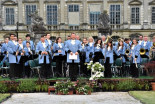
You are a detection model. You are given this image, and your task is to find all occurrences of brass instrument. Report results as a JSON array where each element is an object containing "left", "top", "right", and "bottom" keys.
[
  {"left": 140, "top": 48, "right": 146, "bottom": 55},
  {"left": 125, "top": 49, "right": 130, "bottom": 56},
  {"left": 105, "top": 36, "right": 113, "bottom": 44},
  {"left": 118, "top": 38, "right": 122, "bottom": 42}
]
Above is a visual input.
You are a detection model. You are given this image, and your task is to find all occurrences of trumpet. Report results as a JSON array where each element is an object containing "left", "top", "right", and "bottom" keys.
[
  {"left": 140, "top": 48, "right": 146, "bottom": 55},
  {"left": 105, "top": 36, "right": 113, "bottom": 44}
]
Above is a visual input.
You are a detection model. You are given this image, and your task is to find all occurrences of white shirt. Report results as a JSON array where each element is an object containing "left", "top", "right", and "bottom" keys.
[
  {"left": 131, "top": 45, "right": 135, "bottom": 50},
  {"left": 28, "top": 47, "right": 31, "bottom": 52},
  {"left": 139, "top": 41, "right": 142, "bottom": 45},
  {"left": 19, "top": 44, "right": 23, "bottom": 49},
  {"left": 89, "top": 43, "right": 93, "bottom": 47},
  {"left": 58, "top": 43, "right": 62, "bottom": 48},
  {"left": 71, "top": 40, "right": 75, "bottom": 45},
  {"left": 118, "top": 46, "right": 122, "bottom": 51},
  {"left": 42, "top": 42, "right": 46, "bottom": 48},
  {"left": 47, "top": 39, "right": 51, "bottom": 45},
  {"left": 144, "top": 41, "right": 147, "bottom": 47},
  {"left": 13, "top": 41, "right": 17, "bottom": 45},
  {"left": 97, "top": 44, "right": 100, "bottom": 49},
  {"left": 108, "top": 46, "right": 111, "bottom": 51},
  {"left": 82, "top": 44, "right": 85, "bottom": 49}
]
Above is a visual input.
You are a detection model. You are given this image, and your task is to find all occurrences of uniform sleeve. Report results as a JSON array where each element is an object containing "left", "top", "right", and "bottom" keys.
[{"left": 135, "top": 45, "right": 140, "bottom": 58}]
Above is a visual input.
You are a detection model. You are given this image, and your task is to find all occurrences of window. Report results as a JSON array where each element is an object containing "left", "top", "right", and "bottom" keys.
[
  {"left": 110, "top": 5, "right": 121, "bottom": 24},
  {"left": 5, "top": 8, "right": 15, "bottom": 25},
  {"left": 68, "top": 5, "right": 79, "bottom": 12},
  {"left": 47, "top": 5, "right": 58, "bottom": 25},
  {"left": 152, "top": 7, "right": 155, "bottom": 24},
  {"left": 131, "top": 7, "right": 140, "bottom": 24},
  {"left": 90, "top": 12, "right": 100, "bottom": 25},
  {"left": 25, "top": 5, "right": 37, "bottom": 25}
]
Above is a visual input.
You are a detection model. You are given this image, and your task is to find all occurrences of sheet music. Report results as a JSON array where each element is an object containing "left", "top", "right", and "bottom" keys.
[{"left": 69, "top": 53, "right": 77, "bottom": 60}]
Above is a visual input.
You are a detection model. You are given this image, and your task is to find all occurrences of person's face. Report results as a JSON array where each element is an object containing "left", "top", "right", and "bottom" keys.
[
  {"left": 5, "top": 38, "right": 9, "bottom": 43},
  {"left": 83, "top": 39, "right": 87, "bottom": 44},
  {"left": 67, "top": 37, "right": 71, "bottom": 40},
  {"left": 41, "top": 37, "right": 45, "bottom": 42},
  {"left": 89, "top": 38, "right": 93, "bottom": 43},
  {"left": 18, "top": 39, "right": 22, "bottom": 44},
  {"left": 10, "top": 35, "right": 14, "bottom": 40},
  {"left": 153, "top": 38, "right": 155, "bottom": 43},
  {"left": 58, "top": 38, "right": 62, "bottom": 43},
  {"left": 144, "top": 37, "right": 148, "bottom": 41},
  {"left": 119, "top": 41, "right": 123, "bottom": 46},
  {"left": 133, "top": 39, "right": 137, "bottom": 44},
  {"left": 71, "top": 34, "right": 76, "bottom": 40},
  {"left": 97, "top": 40, "right": 101, "bottom": 44},
  {"left": 139, "top": 36, "right": 143, "bottom": 40},
  {"left": 46, "top": 34, "right": 50, "bottom": 39},
  {"left": 108, "top": 42, "right": 112, "bottom": 46},
  {"left": 102, "top": 36, "right": 106, "bottom": 41},
  {"left": 76, "top": 36, "right": 80, "bottom": 40},
  {"left": 14, "top": 37, "right": 17, "bottom": 41},
  {"left": 26, "top": 43, "right": 30, "bottom": 47},
  {"left": 26, "top": 37, "right": 30, "bottom": 41}
]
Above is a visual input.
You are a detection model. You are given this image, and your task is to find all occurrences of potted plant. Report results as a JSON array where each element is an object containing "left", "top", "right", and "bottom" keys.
[
  {"left": 144, "top": 61, "right": 155, "bottom": 91},
  {"left": 75, "top": 80, "right": 92, "bottom": 95},
  {"left": 86, "top": 61, "right": 104, "bottom": 80},
  {"left": 54, "top": 80, "right": 74, "bottom": 95}
]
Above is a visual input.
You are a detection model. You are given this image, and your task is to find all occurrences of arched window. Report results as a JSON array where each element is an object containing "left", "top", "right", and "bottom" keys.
[{"left": 129, "top": 33, "right": 142, "bottom": 40}]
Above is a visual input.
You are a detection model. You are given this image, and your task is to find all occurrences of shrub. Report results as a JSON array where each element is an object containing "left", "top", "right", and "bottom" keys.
[
  {"left": 17, "top": 80, "right": 36, "bottom": 93},
  {"left": 0, "top": 82, "right": 8, "bottom": 93},
  {"left": 117, "top": 79, "right": 136, "bottom": 91}
]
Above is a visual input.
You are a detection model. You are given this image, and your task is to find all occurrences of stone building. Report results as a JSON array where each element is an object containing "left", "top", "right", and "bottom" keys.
[{"left": 0, "top": 0, "right": 155, "bottom": 41}]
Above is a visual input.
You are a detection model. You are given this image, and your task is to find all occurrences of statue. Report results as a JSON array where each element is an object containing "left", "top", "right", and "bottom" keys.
[
  {"left": 28, "top": 11, "right": 46, "bottom": 45},
  {"left": 97, "top": 10, "right": 112, "bottom": 36}
]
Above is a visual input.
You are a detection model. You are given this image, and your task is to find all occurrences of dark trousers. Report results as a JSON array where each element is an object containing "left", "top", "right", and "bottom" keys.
[
  {"left": 40, "top": 56, "right": 51, "bottom": 78},
  {"left": 25, "top": 65, "right": 31, "bottom": 78},
  {"left": 104, "top": 57, "right": 112, "bottom": 78},
  {"left": 9, "top": 63, "right": 16, "bottom": 79},
  {"left": 15, "top": 64, "right": 23, "bottom": 78},
  {"left": 55, "top": 56, "right": 63, "bottom": 77},
  {"left": 68, "top": 62, "right": 78, "bottom": 81},
  {"left": 131, "top": 63, "right": 139, "bottom": 78}
]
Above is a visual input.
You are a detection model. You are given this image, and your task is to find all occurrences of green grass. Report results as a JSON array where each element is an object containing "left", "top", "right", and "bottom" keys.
[
  {"left": 0, "top": 93, "right": 11, "bottom": 102},
  {"left": 129, "top": 91, "right": 155, "bottom": 104}
]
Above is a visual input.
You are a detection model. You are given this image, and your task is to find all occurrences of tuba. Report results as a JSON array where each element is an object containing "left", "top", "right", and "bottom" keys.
[{"left": 140, "top": 48, "right": 146, "bottom": 55}]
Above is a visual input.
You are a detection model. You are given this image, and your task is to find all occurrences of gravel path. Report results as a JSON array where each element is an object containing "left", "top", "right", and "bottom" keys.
[{"left": 2, "top": 92, "right": 142, "bottom": 104}]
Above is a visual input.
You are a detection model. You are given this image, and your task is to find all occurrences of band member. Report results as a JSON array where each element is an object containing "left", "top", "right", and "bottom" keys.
[
  {"left": 76, "top": 35, "right": 81, "bottom": 41},
  {"left": 24, "top": 41, "right": 33, "bottom": 78},
  {"left": 15, "top": 38, "right": 24, "bottom": 78},
  {"left": 138, "top": 35, "right": 143, "bottom": 45},
  {"left": 53, "top": 37, "right": 65, "bottom": 77},
  {"left": 87, "top": 37, "right": 94, "bottom": 62},
  {"left": 1, "top": 37, "right": 9, "bottom": 64},
  {"left": 36, "top": 35, "right": 51, "bottom": 79},
  {"left": 140, "top": 36, "right": 151, "bottom": 58},
  {"left": 23, "top": 34, "right": 35, "bottom": 51},
  {"left": 116, "top": 39, "right": 126, "bottom": 76},
  {"left": 103, "top": 38, "right": 120, "bottom": 78},
  {"left": 93, "top": 38, "right": 104, "bottom": 63},
  {"left": 65, "top": 33, "right": 81, "bottom": 81},
  {"left": 80, "top": 38, "right": 89, "bottom": 76},
  {"left": 130, "top": 38, "right": 141, "bottom": 78},
  {"left": 7, "top": 34, "right": 18, "bottom": 80},
  {"left": 45, "top": 33, "right": 52, "bottom": 48},
  {"left": 101, "top": 35, "right": 106, "bottom": 48},
  {"left": 149, "top": 36, "right": 155, "bottom": 61}
]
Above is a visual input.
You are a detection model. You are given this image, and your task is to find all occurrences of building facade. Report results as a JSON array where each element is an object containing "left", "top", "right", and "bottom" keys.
[{"left": 0, "top": 0, "right": 155, "bottom": 41}]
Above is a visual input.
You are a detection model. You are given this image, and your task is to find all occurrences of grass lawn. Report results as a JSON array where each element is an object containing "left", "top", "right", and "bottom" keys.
[
  {"left": 0, "top": 93, "right": 11, "bottom": 102},
  {"left": 129, "top": 91, "right": 155, "bottom": 104}
]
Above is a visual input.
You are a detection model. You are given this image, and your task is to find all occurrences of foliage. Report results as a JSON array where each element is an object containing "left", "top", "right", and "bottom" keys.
[
  {"left": 17, "top": 80, "right": 36, "bottom": 93},
  {"left": 0, "top": 82, "right": 8, "bottom": 93},
  {"left": 144, "top": 61, "right": 155, "bottom": 78},
  {"left": 86, "top": 61, "right": 104, "bottom": 80},
  {"left": 129, "top": 91, "right": 155, "bottom": 104},
  {"left": 117, "top": 79, "right": 136, "bottom": 91},
  {"left": 0, "top": 94, "right": 11, "bottom": 103},
  {"left": 54, "top": 80, "right": 74, "bottom": 95},
  {"left": 75, "top": 80, "right": 92, "bottom": 95}
]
